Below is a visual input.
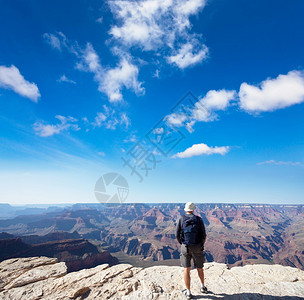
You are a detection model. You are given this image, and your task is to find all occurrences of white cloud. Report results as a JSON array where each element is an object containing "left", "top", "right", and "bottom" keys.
[
  {"left": 173, "top": 143, "right": 230, "bottom": 158},
  {"left": 0, "top": 65, "right": 40, "bottom": 102},
  {"left": 203, "top": 89, "right": 236, "bottom": 111},
  {"left": 166, "top": 113, "right": 188, "bottom": 126},
  {"left": 166, "top": 89, "right": 236, "bottom": 131},
  {"left": 77, "top": 43, "right": 144, "bottom": 102},
  {"left": 167, "top": 42, "right": 208, "bottom": 69},
  {"left": 162, "top": 70, "right": 304, "bottom": 134},
  {"left": 101, "top": 56, "right": 144, "bottom": 102},
  {"left": 109, "top": 0, "right": 170, "bottom": 51},
  {"left": 109, "top": 0, "right": 206, "bottom": 50},
  {"left": 108, "top": 0, "right": 208, "bottom": 69},
  {"left": 92, "top": 105, "right": 130, "bottom": 130},
  {"left": 43, "top": 0, "right": 208, "bottom": 105},
  {"left": 57, "top": 75, "right": 76, "bottom": 84},
  {"left": 192, "top": 89, "right": 236, "bottom": 123},
  {"left": 239, "top": 70, "right": 304, "bottom": 112},
  {"left": 98, "top": 151, "right": 106, "bottom": 156},
  {"left": 257, "top": 160, "right": 304, "bottom": 167},
  {"left": 33, "top": 115, "right": 80, "bottom": 137},
  {"left": 165, "top": 70, "right": 304, "bottom": 133}
]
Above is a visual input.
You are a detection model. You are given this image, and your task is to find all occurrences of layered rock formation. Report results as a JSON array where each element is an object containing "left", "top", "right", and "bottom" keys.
[
  {"left": 0, "top": 256, "right": 304, "bottom": 299},
  {"left": 0, "top": 238, "right": 118, "bottom": 272},
  {"left": 1, "top": 203, "right": 304, "bottom": 269},
  {"left": 100, "top": 204, "right": 304, "bottom": 269}
]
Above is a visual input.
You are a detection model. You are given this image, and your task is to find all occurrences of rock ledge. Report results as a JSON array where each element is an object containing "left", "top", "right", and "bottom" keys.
[{"left": 0, "top": 257, "right": 304, "bottom": 299}]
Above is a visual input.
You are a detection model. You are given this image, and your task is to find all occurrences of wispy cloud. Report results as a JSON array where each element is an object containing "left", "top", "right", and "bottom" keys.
[
  {"left": 92, "top": 105, "right": 131, "bottom": 130},
  {"left": 43, "top": 0, "right": 208, "bottom": 104},
  {"left": 57, "top": 74, "right": 76, "bottom": 84},
  {"left": 43, "top": 32, "right": 77, "bottom": 54},
  {"left": 257, "top": 160, "right": 304, "bottom": 167},
  {"left": 123, "top": 132, "right": 138, "bottom": 143},
  {"left": 172, "top": 143, "right": 230, "bottom": 158},
  {"left": 33, "top": 105, "right": 130, "bottom": 137},
  {"left": 0, "top": 133, "right": 105, "bottom": 171},
  {"left": 96, "top": 17, "right": 103, "bottom": 24},
  {"left": 153, "top": 69, "right": 160, "bottom": 78},
  {"left": 76, "top": 43, "right": 101, "bottom": 73},
  {"left": 43, "top": 33, "right": 63, "bottom": 51},
  {"left": 120, "top": 112, "right": 131, "bottom": 128},
  {"left": 43, "top": 32, "right": 145, "bottom": 103},
  {"left": 0, "top": 65, "right": 40, "bottom": 102},
  {"left": 76, "top": 43, "right": 144, "bottom": 102},
  {"left": 239, "top": 70, "right": 304, "bottom": 112},
  {"left": 33, "top": 116, "right": 80, "bottom": 137},
  {"left": 42, "top": 1, "right": 208, "bottom": 111}
]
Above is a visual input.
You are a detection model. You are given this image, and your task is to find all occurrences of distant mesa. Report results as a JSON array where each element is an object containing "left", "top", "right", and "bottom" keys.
[{"left": 0, "top": 203, "right": 303, "bottom": 270}]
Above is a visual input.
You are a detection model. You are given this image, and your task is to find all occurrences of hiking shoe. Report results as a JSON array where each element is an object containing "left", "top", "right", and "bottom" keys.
[
  {"left": 200, "top": 286, "right": 208, "bottom": 293},
  {"left": 182, "top": 289, "right": 193, "bottom": 299}
]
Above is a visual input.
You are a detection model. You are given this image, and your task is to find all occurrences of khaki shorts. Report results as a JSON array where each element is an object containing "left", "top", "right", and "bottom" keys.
[{"left": 180, "top": 244, "right": 205, "bottom": 268}]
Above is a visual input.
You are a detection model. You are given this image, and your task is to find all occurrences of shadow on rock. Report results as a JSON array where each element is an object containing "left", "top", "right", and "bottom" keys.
[{"left": 191, "top": 291, "right": 304, "bottom": 299}]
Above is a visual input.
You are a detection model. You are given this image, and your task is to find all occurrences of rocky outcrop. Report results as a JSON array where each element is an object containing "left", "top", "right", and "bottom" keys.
[
  {"left": 0, "top": 257, "right": 65, "bottom": 291},
  {"left": 0, "top": 256, "right": 304, "bottom": 299}
]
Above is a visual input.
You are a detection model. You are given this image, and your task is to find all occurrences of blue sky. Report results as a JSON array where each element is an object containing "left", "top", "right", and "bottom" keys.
[{"left": 0, "top": 0, "right": 303, "bottom": 205}]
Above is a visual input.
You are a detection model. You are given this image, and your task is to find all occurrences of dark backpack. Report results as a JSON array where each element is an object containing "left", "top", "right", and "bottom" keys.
[{"left": 181, "top": 215, "right": 202, "bottom": 245}]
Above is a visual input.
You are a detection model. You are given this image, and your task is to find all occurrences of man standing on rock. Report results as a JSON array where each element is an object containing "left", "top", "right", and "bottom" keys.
[{"left": 176, "top": 202, "right": 207, "bottom": 299}]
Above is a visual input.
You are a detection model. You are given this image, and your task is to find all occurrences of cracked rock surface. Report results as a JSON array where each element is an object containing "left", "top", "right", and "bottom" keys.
[{"left": 0, "top": 257, "right": 304, "bottom": 299}]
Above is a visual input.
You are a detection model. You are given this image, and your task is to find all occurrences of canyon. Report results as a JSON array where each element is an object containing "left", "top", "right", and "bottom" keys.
[
  {"left": 0, "top": 203, "right": 303, "bottom": 270},
  {"left": 0, "top": 232, "right": 118, "bottom": 272}
]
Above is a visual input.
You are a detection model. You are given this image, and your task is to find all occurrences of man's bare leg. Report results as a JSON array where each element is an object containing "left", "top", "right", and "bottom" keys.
[
  {"left": 197, "top": 267, "right": 207, "bottom": 293},
  {"left": 184, "top": 267, "right": 191, "bottom": 289},
  {"left": 196, "top": 267, "right": 204, "bottom": 285}
]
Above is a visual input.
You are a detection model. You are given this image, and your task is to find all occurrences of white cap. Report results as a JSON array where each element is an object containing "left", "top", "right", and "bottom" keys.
[{"left": 184, "top": 202, "right": 196, "bottom": 212}]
